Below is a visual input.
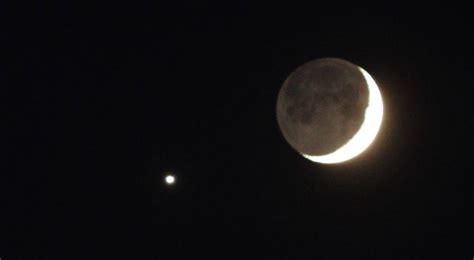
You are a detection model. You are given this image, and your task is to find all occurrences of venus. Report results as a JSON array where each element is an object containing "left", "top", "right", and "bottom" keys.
[{"left": 276, "top": 58, "right": 383, "bottom": 164}]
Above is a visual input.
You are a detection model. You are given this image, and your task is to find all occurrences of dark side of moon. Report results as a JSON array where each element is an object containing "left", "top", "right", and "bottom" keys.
[{"left": 276, "top": 58, "right": 369, "bottom": 156}]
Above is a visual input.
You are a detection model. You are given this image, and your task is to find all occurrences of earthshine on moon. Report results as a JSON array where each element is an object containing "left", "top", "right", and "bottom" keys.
[{"left": 276, "top": 58, "right": 383, "bottom": 164}]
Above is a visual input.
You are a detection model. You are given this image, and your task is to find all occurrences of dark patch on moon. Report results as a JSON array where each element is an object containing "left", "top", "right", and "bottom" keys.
[{"left": 276, "top": 58, "right": 369, "bottom": 156}]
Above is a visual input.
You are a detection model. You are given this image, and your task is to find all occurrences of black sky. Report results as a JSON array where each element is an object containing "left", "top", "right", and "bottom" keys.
[{"left": 5, "top": 1, "right": 474, "bottom": 258}]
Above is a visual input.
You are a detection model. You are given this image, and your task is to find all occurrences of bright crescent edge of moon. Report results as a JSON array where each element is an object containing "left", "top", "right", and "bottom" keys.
[{"left": 302, "top": 67, "right": 384, "bottom": 164}]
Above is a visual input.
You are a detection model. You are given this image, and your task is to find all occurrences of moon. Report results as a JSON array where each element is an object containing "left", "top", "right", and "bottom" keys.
[
  {"left": 165, "top": 175, "right": 176, "bottom": 185},
  {"left": 276, "top": 58, "right": 383, "bottom": 164}
]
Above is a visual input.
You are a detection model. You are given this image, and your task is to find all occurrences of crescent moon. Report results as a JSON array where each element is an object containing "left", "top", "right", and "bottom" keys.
[{"left": 302, "top": 67, "right": 384, "bottom": 164}]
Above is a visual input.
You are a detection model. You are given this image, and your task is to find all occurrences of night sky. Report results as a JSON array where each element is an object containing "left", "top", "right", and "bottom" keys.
[{"left": 6, "top": 2, "right": 473, "bottom": 258}]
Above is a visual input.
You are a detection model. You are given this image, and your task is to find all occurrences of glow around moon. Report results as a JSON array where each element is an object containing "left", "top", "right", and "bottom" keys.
[{"left": 302, "top": 67, "right": 383, "bottom": 164}]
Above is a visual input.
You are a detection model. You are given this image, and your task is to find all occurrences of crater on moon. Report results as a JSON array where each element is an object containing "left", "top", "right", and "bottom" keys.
[{"left": 276, "top": 58, "right": 369, "bottom": 156}]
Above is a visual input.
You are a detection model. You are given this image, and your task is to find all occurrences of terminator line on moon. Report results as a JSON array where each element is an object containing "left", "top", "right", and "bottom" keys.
[{"left": 276, "top": 58, "right": 383, "bottom": 164}]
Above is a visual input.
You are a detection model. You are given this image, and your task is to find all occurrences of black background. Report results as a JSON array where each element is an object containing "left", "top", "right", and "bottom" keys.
[{"left": 5, "top": 1, "right": 473, "bottom": 258}]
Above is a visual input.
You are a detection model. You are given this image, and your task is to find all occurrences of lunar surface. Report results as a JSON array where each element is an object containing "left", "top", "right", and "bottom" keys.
[{"left": 276, "top": 58, "right": 383, "bottom": 164}]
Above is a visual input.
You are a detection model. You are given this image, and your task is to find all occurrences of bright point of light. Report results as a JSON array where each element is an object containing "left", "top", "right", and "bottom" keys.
[
  {"left": 165, "top": 175, "right": 175, "bottom": 185},
  {"left": 303, "top": 67, "right": 384, "bottom": 164}
]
